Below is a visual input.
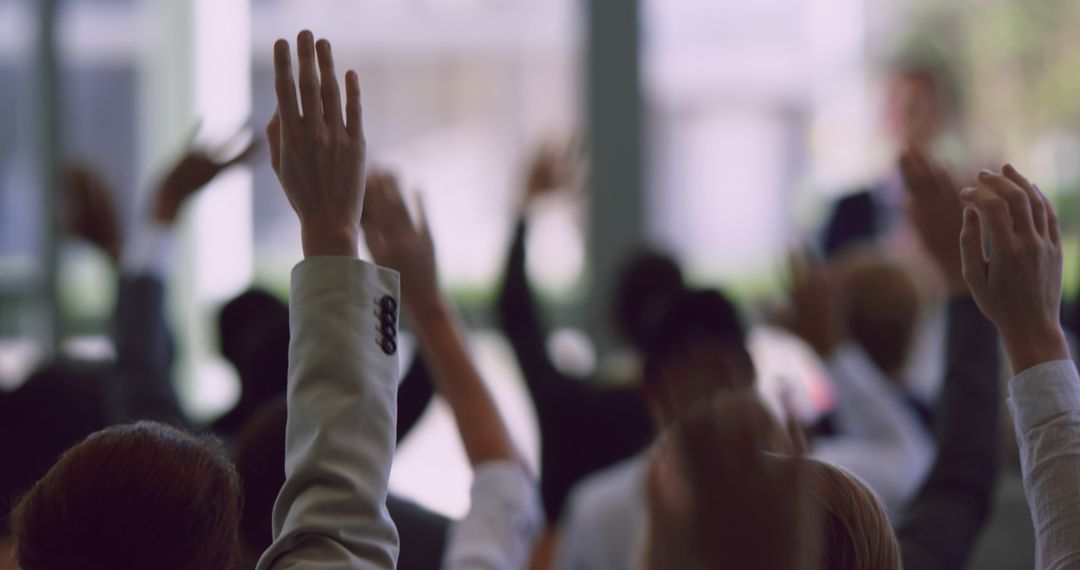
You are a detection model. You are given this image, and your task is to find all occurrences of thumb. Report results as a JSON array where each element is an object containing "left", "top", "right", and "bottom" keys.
[{"left": 959, "top": 208, "right": 987, "bottom": 294}]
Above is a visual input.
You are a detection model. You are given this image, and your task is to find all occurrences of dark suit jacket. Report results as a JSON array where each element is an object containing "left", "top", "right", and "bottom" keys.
[
  {"left": 898, "top": 296, "right": 1001, "bottom": 570},
  {"left": 496, "top": 217, "right": 654, "bottom": 521}
]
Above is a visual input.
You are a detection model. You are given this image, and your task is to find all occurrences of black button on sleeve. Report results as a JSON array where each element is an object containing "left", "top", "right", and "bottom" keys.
[
  {"left": 380, "top": 296, "right": 398, "bottom": 313},
  {"left": 381, "top": 323, "right": 397, "bottom": 339},
  {"left": 381, "top": 337, "right": 397, "bottom": 356}
]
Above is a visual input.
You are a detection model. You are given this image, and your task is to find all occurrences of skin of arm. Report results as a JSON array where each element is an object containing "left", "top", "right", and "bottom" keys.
[{"left": 362, "top": 170, "right": 516, "bottom": 466}]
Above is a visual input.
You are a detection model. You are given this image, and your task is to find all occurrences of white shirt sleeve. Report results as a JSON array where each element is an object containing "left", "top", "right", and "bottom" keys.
[
  {"left": 443, "top": 461, "right": 544, "bottom": 570},
  {"left": 812, "top": 344, "right": 934, "bottom": 516},
  {"left": 1008, "top": 359, "right": 1080, "bottom": 570}
]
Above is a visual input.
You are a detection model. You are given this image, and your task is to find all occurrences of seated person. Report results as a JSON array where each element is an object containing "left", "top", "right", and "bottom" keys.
[{"left": 558, "top": 287, "right": 755, "bottom": 570}]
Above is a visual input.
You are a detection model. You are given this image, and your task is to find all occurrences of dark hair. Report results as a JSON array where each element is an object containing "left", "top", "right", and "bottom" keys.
[
  {"left": 0, "top": 362, "right": 110, "bottom": 534},
  {"left": 641, "top": 288, "right": 754, "bottom": 388},
  {"left": 214, "top": 289, "right": 290, "bottom": 436},
  {"left": 230, "top": 398, "right": 288, "bottom": 559},
  {"left": 10, "top": 421, "right": 242, "bottom": 570},
  {"left": 611, "top": 250, "right": 684, "bottom": 349},
  {"left": 838, "top": 255, "right": 919, "bottom": 379}
]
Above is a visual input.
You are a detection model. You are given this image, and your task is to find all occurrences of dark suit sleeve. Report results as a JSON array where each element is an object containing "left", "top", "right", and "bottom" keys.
[
  {"left": 496, "top": 217, "right": 562, "bottom": 387},
  {"left": 898, "top": 296, "right": 1000, "bottom": 570},
  {"left": 396, "top": 355, "right": 434, "bottom": 443},
  {"left": 108, "top": 274, "right": 186, "bottom": 425}
]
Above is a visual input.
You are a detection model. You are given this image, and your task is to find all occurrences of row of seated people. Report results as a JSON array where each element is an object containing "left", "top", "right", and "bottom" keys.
[{"left": 0, "top": 30, "right": 1077, "bottom": 570}]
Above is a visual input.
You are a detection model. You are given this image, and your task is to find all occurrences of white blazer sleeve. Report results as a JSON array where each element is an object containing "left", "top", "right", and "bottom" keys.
[{"left": 257, "top": 257, "right": 402, "bottom": 570}]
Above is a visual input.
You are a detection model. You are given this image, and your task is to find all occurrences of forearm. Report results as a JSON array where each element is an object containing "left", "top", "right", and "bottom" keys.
[
  {"left": 409, "top": 298, "right": 516, "bottom": 467},
  {"left": 109, "top": 273, "right": 183, "bottom": 425},
  {"left": 898, "top": 296, "right": 1000, "bottom": 570},
  {"left": 258, "top": 257, "right": 400, "bottom": 569}
]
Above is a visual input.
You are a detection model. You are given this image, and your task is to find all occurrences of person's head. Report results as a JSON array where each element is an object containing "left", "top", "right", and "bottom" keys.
[
  {"left": 836, "top": 252, "right": 920, "bottom": 380},
  {"left": 0, "top": 362, "right": 109, "bottom": 535},
  {"left": 804, "top": 460, "right": 901, "bottom": 570},
  {"left": 230, "top": 398, "right": 288, "bottom": 567},
  {"left": 610, "top": 250, "right": 684, "bottom": 350},
  {"left": 216, "top": 289, "right": 289, "bottom": 433},
  {"left": 641, "top": 289, "right": 755, "bottom": 426},
  {"left": 884, "top": 59, "right": 954, "bottom": 150},
  {"left": 645, "top": 392, "right": 900, "bottom": 570},
  {"left": 10, "top": 421, "right": 242, "bottom": 570}
]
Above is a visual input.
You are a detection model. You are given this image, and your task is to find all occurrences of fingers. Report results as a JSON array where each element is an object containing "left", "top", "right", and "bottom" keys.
[
  {"left": 1040, "top": 185, "right": 1061, "bottom": 247},
  {"left": 273, "top": 40, "right": 299, "bottom": 125},
  {"left": 296, "top": 30, "right": 323, "bottom": 123},
  {"left": 345, "top": 70, "right": 362, "bottom": 140},
  {"left": 978, "top": 169, "right": 1036, "bottom": 237},
  {"left": 1003, "top": 163, "right": 1048, "bottom": 237},
  {"left": 265, "top": 112, "right": 282, "bottom": 172},
  {"left": 961, "top": 185, "right": 1014, "bottom": 252},
  {"left": 959, "top": 208, "right": 987, "bottom": 295},
  {"left": 316, "top": 39, "right": 343, "bottom": 127}
]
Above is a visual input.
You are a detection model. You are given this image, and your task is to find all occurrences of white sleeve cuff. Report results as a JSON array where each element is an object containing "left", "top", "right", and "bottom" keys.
[
  {"left": 121, "top": 222, "right": 175, "bottom": 277},
  {"left": 1008, "top": 360, "right": 1080, "bottom": 433}
]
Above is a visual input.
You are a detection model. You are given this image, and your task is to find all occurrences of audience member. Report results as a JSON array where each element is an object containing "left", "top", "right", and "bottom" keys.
[
  {"left": 776, "top": 252, "right": 934, "bottom": 517},
  {"left": 557, "top": 287, "right": 754, "bottom": 569},
  {"left": 955, "top": 163, "right": 1078, "bottom": 569},
  {"left": 363, "top": 168, "right": 544, "bottom": 568},
  {"left": 497, "top": 146, "right": 674, "bottom": 524}
]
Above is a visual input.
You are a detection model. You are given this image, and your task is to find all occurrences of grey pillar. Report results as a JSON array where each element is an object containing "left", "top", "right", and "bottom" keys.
[
  {"left": 585, "top": 0, "right": 645, "bottom": 354},
  {"left": 36, "top": 0, "right": 62, "bottom": 355}
]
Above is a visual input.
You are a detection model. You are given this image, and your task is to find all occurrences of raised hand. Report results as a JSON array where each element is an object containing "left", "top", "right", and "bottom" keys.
[
  {"left": 64, "top": 163, "right": 123, "bottom": 265},
  {"left": 773, "top": 252, "right": 846, "bottom": 358},
  {"left": 522, "top": 141, "right": 580, "bottom": 207},
  {"left": 899, "top": 149, "right": 967, "bottom": 294},
  {"left": 960, "top": 165, "right": 1068, "bottom": 373},
  {"left": 268, "top": 31, "right": 365, "bottom": 258},
  {"left": 152, "top": 131, "right": 259, "bottom": 225},
  {"left": 361, "top": 170, "right": 439, "bottom": 314}
]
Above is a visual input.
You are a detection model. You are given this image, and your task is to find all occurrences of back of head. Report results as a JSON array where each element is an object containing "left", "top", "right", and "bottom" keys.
[
  {"left": 641, "top": 288, "right": 755, "bottom": 423},
  {"left": 11, "top": 421, "right": 241, "bottom": 570},
  {"left": 0, "top": 362, "right": 109, "bottom": 534},
  {"left": 806, "top": 459, "right": 901, "bottom": 570},
  {"left": 611, "top": 251, "right": 684, "bottom": 349},
  {"left": 215, "top": 289, "right": 290, "bottom": 435},
  {"left": 837, "top": 254, "right": 920, "bottom": 379}
]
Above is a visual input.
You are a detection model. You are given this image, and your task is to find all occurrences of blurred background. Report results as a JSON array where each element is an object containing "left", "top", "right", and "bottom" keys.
[{"left": 1, "top": 0, "right": 1077, "bottom": 549}]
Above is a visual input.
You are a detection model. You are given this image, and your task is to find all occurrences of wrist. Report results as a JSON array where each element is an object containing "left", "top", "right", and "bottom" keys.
[
  {"left": 1002, "top": 325, "right": 1071, "bottom": 374},
  {"left": 301, "top": 225, "right": 359, "bottom": 258},
  {"left": 406, "top": 294, "right": 452, "bottom": 326}
]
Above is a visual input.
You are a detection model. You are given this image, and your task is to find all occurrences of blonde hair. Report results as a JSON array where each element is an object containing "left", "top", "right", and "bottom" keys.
[{"left": 805, "top": 459, "right": 902, "bottom": 570}]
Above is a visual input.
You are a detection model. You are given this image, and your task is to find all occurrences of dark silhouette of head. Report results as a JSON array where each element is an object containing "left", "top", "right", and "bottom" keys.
[
  {"left": 610, "top": 250, "right": 684, "bottom": 350},
  {"left": 10, "top": 421, "right": 241, "bottom": 570},
  {"left": 230, "top": 397, "right": 288, "bottom": 567},
  {"left": 641, "top": 288, "right": 755, "bottom": 426},
  {"left": 0, "top": 362, "right": 109, "bottom": 535},
  {"left": 215, "top": 289, "right": 290, "bottom": 436}
]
